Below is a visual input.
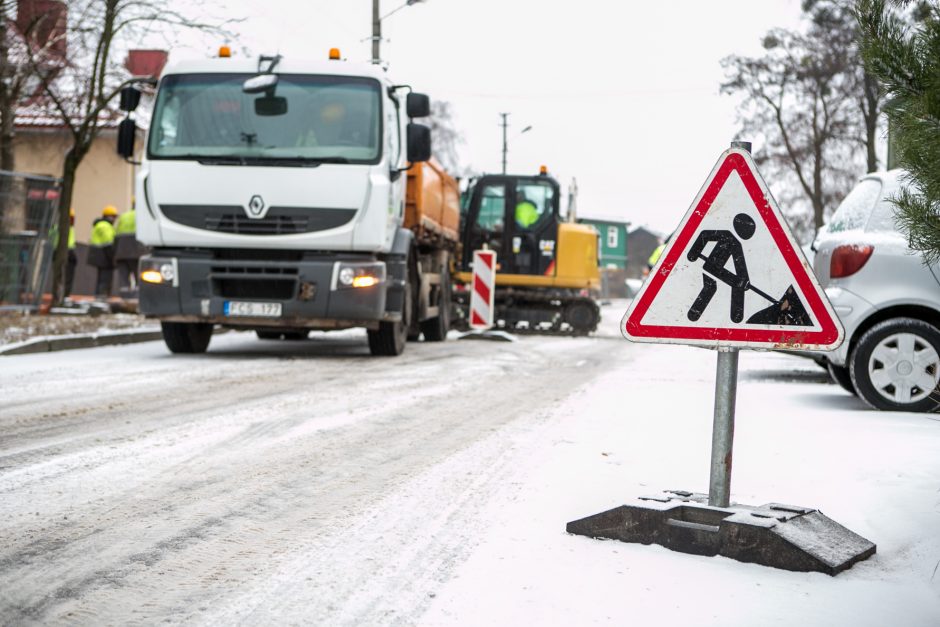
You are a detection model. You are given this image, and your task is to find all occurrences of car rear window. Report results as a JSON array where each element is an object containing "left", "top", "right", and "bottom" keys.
[
  {"left": 827, "top": 179, "right": 882, "bottom": 233},
  {"left": 866, "top": 180, "right": 902, "bottom": 233}
]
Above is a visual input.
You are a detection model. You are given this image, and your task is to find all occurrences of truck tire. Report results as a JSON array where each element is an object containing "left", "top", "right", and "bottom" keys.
[
  {"left": 161, "top": 322, "right": 213, "bottom": 354},
  {"left": 368, "top": 268, "right": 413, "bottom": 356},
  {"left": 849, "top": 317, "right": 940, "bottom": 412},
  {"left": 420, "top": 271, "right": 451, "bottom": 342}
]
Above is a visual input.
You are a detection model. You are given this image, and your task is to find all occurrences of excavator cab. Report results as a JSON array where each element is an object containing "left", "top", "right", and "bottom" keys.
[
  {"left": 453, "top": 169, "right": 602, "bottom": 335},
  {"left": 459, "top": 172, "right": 560, "bottom": 276}
]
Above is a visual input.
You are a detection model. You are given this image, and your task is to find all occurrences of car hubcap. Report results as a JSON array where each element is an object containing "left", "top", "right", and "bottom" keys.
[{"left": 868, "top": 332, "right": 940, "bottom": 404}]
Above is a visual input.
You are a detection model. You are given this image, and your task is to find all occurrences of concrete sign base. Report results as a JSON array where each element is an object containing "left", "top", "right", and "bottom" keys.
[
  {"left": 566, "top": 490, "right": 875, "bottom": 576},
  {"left": 456, "top": 329, "right": 517, "bottom": 342}
]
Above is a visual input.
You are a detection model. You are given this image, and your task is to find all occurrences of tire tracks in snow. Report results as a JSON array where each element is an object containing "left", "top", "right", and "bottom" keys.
[{"left": 0, "top": 331, "right": 625, "bottom": 624}]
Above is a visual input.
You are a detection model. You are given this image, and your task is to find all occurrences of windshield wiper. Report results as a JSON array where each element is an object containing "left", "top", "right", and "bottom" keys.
[
  {"left": 196, "top": 155, "right": 352, "bottom": 167},
  {"left": 197, "top": 156, "right": 247, "bottom": 166}
]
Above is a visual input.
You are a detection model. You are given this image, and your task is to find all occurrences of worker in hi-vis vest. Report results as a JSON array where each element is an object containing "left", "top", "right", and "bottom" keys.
[
  {"left": 113, "top": 204, "right": 143, "bottom": 294},
  {"left": 88, "top": 205, "right": 118, "bottom": 297},
  {"left": 514, "top": 194, "right": 539, "bottom": 228},
  {"left": 645, "top": 232, "right": 673, "bottom": 276}
]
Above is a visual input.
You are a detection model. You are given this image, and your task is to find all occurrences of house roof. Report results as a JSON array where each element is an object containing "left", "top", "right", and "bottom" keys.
[
  {"left": 627, "top": 224, "right": 663, "bottom": 237},
  {"left": 15, "top": 100, "right": 125, "bottom": 130},
  {"left": 578, "top": 216, "right": 632, "bottom": 227}
]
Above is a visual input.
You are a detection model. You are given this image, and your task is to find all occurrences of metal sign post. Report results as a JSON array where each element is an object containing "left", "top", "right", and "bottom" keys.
[
  {"left": 709, "top": 347, "right": 738, "bottom": 507},
  {"left": 568, "top": 141, "right": 876, "bottom": 576},
  {"left": 706, "top": 139, "right": 751, "bottom": 509}
]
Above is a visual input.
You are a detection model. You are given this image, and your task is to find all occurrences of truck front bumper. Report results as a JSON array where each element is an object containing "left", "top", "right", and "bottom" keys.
[{"left": 138, "top": 252, "right": 395, "bottom": 330}]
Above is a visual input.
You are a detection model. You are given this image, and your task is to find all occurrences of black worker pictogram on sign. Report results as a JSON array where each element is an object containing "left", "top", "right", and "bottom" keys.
[{"left": 622, "top": 147, "right": 842, "bottom": 351}]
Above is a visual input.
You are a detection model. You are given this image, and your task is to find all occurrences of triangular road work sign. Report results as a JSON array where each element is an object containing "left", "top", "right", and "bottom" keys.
[{"left": 623, "top": 148, "right": 843, "bottom": 351}]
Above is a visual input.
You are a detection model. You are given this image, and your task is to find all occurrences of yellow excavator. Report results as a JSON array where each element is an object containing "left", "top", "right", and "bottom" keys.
[{"left": 452, "top": 168, "right": 601, "bottom": 335}]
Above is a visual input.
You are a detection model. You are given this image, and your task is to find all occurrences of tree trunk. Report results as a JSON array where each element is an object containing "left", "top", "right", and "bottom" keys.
[
  {"left": 863, "top": 73, "right": 879, "bottom": 173},
  {"left": 0, "top": 105, "right": 15, "bottom": 173},
  {"left": 813, "top": 142, "right": 825, "bottom": 234},
  {"left": 51, "top": 149, "right": 78, "bottom": 305}
]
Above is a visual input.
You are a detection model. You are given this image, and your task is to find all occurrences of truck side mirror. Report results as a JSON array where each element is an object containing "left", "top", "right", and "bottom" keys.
[
  {"left": 117, "top": 118, "right": 136, "bottom": 159},
  {"left": 119, "top": 86, "right": 141, "bottom": 112},
  {"left": 407, "top": 123, "right": 432, "bottom": 163},
  {"left": 406, "top": 92, "right": 430, "bottom": 118}
]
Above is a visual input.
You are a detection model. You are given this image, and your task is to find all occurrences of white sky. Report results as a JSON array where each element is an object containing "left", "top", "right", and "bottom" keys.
[{"left": 163, "top": 0, "right": 806, "bottom": 234}]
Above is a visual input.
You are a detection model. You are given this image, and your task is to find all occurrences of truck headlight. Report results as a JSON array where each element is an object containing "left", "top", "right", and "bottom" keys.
[
  {"left": 334, "top": 262, "right": 385, "bottom": 290},
  {"left": 139, "top": 257, "right": 179, "bottom": 287}
]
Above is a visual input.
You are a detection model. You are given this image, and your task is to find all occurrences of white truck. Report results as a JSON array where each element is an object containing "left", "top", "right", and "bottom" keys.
[{"left": 117, "top": 50, "right": 456, "bottom": 356}]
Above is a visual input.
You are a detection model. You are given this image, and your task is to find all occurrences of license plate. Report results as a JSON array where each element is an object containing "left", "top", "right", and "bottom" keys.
[{"left": 224, "top": 301, "right": 282, "bottom": 317}]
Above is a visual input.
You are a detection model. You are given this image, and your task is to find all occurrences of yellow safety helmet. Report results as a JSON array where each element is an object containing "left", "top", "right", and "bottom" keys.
[
  {"left": 102, "top": 205, "right": 118, "bottom": 217},
  {"left": 69, "top": 208, "right": 75, "bottom": 218}
]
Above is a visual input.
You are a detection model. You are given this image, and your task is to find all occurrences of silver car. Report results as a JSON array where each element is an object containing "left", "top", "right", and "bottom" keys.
[{"left": 813, "top": 170, "right": 940, "bottom": 412}]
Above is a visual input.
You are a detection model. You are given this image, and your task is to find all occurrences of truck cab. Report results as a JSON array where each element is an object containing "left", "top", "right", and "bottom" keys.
[{"left": 118, "top": 51, "right": 434, "bottom": 355}]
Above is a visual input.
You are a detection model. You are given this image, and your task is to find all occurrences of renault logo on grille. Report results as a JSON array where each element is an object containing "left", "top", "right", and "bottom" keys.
[{"left": 246, "top": 195, "right": 267, "bottom": 219}]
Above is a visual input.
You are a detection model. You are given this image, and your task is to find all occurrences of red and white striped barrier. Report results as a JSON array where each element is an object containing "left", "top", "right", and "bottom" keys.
[{"left": 470, "top": 249, "right": 496, "bottom": 329}]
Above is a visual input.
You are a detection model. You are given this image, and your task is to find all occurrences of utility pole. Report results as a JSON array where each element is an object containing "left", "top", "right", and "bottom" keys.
[
  {"left": 500, "top": 112, "right": 508, "bottom": 175},
  {"left": 372, "top": 0, "right": 381, "bottom": 64}
]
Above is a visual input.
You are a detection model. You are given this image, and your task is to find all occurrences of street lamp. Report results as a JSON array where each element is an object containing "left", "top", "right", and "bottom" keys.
[
  {"left": 500, "top": 113, "right": 532, "bottom": 174},
  {"left": 372, "top": 0, "right": 426, "bottom": 65}
]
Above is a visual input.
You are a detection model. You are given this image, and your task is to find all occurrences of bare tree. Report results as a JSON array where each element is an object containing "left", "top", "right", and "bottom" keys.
[
  {"left": 26, "top": 0, "right": 231, "bottom": 304},
  {"left": 0, "top": 0, "right": 67, "bottom": 173},
  {"left": 722, "top": 3, "right": 883, "bottom": 240},
  {"left": 803, "top": 0, "right": 882, "bottom": 172},
  {"left": 427, "top": 100, "right": 464, "bottom": 176}
]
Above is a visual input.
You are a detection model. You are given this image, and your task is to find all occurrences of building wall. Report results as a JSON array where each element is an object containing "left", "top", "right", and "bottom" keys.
[
  {"left": 13, "top": 130, "right": 134, "bottom": 244},
  {"left": 626, "top": 229, "right": 662, "bottom": 279}
]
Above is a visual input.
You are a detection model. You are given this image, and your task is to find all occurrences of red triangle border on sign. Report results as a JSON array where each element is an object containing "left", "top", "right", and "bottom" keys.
[{"left": 624, "top": 152, "right": 841, "bottom": 347}]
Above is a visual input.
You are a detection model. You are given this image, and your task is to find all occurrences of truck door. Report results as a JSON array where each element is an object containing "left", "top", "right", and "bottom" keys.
[{"left": 504, "top": 178, "right": 558, "bottom": 276}]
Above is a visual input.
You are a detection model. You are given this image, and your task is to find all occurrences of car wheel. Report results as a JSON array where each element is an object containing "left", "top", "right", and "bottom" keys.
[
  {"left": 850, "top": 317, "right": 940, "bottom": 412},
  {"left": 827, "top": 362, "right": 857, "bottom": 396}
]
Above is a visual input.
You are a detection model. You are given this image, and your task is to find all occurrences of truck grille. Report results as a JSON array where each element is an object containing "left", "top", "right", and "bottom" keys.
[
  {"left": 210, "top": 266, "right": 299, "bottom": 300},
  {"left": 207, "top": 213, "right": 308, "bottom": 235},
  {"left": 160, "top": 205, "right": 356, "bottom": 235}
]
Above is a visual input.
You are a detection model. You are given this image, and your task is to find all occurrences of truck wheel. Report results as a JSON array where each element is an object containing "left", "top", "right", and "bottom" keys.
[
  {"left": 827, "top": 362, "right": 857, "bottom": 396},
  {"left": 256, "top": 331, "right": 280, "bottom": 340},
  {"left": 161, "top": 322, "right": 213, "bottom": 354},
  {"left": 850, "top": 317, "right": 940, "bottom": 412},
  {"left": 368, "top": 269, "right": 412, "bottom": 356},
  {"left": 420, "top": 271, "right": 451, "bottom": 342}
]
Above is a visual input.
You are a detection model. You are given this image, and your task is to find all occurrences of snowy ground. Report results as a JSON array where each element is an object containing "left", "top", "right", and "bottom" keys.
[{"left": 1, "top": 301, "right": 939, "bottom": 625}]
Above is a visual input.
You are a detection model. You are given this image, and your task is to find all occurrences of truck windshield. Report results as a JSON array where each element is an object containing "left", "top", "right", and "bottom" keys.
[{"left": 148, "top": 73, "right": 382, "bottom": 164}]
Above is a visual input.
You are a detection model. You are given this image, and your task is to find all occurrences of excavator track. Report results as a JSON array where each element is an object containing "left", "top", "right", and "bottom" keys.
[{"left": 452, "top": 287, "right": 601, "bottom": 336}]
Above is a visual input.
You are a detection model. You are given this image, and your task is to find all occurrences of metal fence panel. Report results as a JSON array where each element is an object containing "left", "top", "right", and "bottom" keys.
[{"left": 0, "top": 170, "right": 62, "bottom": 310}]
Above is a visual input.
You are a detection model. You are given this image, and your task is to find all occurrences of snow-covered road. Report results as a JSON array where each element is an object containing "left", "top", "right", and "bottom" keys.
[{"left": 1, "top": 303, "right": 939, "bottom": 626}]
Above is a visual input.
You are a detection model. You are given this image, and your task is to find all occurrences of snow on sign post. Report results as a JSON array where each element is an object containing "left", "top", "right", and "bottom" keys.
[{"left": 567, "top": 143, "right": 875, "bottom": 575}]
